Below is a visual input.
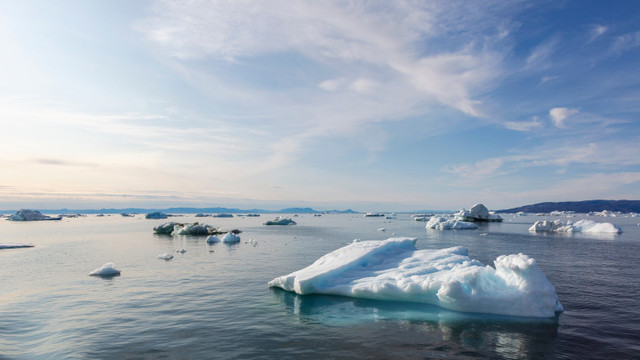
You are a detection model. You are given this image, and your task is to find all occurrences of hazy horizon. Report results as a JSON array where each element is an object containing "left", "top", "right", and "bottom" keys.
[{"left": 2, "top": 1, "right": 639, "bottom": 211}]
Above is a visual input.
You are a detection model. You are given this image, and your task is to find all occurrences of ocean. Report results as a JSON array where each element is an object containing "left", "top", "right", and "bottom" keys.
[{"left": 1, "top": 213, "right": 639, "bottom": 359}]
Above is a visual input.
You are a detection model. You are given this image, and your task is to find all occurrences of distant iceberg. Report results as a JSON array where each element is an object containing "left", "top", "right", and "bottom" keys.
[
  {"left": 364, "top": 212, "right": 385, "bottom": 217},
  {"left": 8, "top": 209, "right": 61, "bottom": 221},
  {"left": 529, "top": 219, "right": 622, "bottom": 234},
  {"left": 456, "top": 204, "right": 502, "bottom": 222},
  {"left": 0, "top": 243, "right": 35, "bottom": 249},
  {"left": 145, "top": 212, "right": 168, "bottom": 219},
  {"left": 264, "top": 217, "right": 297, "bottom": 225},
  {"left": 89, "top": 263, "right": 121, "bottom": 277},
  {"left": 426, "top": 216, "right": 478, "bottom": 230},
  {"left": 269, "top": 238, "right": 563, "bottom": 318}
]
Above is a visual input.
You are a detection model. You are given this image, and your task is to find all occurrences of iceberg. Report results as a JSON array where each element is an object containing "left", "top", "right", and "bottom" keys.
[
  {"left": 426, "top": 216, "right": 478, "bottom": 230},
  {"left": 222, "top": 232, "right": 241, "bottom": 243},
  {"left": 145, "top": 212, "right": 168, "bottom": 219},
  {"left": 158, "top": 253, "right": 174, "bottom": 260},
  {"left": 529, "top": 219, "right": 622, "bottom": 234},
  {"left": 172, "top": 223, "right": 216, "bottom": 236},
  {"left": 268, "top": 238, "right": 563, "bottom": 318},
  {"left": 89, "top": 263, "right": 121, "bottom": 277},
  {"left": 206, "top": 235, "right": 221, "bottom": 244},
  {"left": 456, "top": 204, "right": 502, "bottom": 222},
  {"left": 0, "top": 244, "right": 35, "bottom": 249},
  {"left": 264, "top": 217, "right": 297, "bottom": 225},
  {"left": 153, "top": 222, "right": 179, "bottom": 235},
  {"left": 8, "top": 209, "right": 61, "bottom": 221}
]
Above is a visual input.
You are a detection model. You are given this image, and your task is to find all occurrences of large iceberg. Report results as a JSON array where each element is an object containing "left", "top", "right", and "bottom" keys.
[
  {"left": 269, "top": 238, "right": 563, "bottom": 318},
  {"left": 8, "top": 209, "right": 61, "bottom": 221},
  {"left": 529, "top": 219, "right": 622, "bottom": 234},
  {"left": 222, "top": 232, "right": 241, "bottom": 243},
  {"left": 456, "top": 204, "right": 502, "bottom": 222},
  {"left": 426, "top": 216, "right": 478, "bottom": 230},
  {"left": 145, "top": 212, "right": 168, "bottom": 219}
]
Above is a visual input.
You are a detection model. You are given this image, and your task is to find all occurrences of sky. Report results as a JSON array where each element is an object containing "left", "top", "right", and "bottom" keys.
[{"left": 1, "top": 0, "right": 639, "bottom": 211}]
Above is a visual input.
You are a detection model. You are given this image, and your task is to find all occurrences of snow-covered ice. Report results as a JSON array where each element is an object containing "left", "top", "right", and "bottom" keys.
[
  {"left": 158, "top": 253, "right": 174, "bottom": 260},
  {"left": 426, "top": 217, "right": 478, "bottom": 230},
  {"left": 529, "top": 219, "right": 622, "bottom": 234},
  {"left": 146, "top": 212, "right": 168, "bottom": 219},
  {"left": 222, "top": 232, "right": 241, "bottom": 243},
  {"left": 268, "top": 237, "right": 563, "bottom": 318},
  {"left": 89, "top": 263, "right": 121, "bottom": 277},
  {"left": 172, "top": 224, "right": 215, "bottom": 236}
]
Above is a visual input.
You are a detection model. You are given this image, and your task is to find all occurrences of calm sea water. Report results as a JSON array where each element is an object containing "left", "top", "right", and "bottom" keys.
[{"left": 1, "top": 213, "right": 639, "bottom": 359}]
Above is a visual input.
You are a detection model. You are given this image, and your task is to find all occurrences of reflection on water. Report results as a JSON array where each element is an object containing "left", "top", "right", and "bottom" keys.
[{"left": 271, "top": 288, "right": 559, "bottom": 359}]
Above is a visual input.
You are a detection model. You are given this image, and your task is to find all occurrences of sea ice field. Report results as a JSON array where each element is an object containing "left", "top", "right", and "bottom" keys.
[{"left": 1, "top": 213, "right": 639, "bottom": 359}]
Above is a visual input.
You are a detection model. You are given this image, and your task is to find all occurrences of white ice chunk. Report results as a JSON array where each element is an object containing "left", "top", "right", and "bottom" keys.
[
  {"left": 529, "top": 219, "right": 622, "bottom": 233},
  {"left": 222, "top": 232, "right": 241, "bottom": 243},
  {"left": 268, "top": 237, "right": 563, "bottom": 318},
  {"left": 426, "top": 216, "right": 478, "bottom": 230},
  {"left": 158, "top": 253, "right": 174, "bottom": 260},
  {"left": 175, "top": 248, "right": 187, "bottom": 253},
  {"left": 89, "top": 263, "right": 121, "bottom": 277}
]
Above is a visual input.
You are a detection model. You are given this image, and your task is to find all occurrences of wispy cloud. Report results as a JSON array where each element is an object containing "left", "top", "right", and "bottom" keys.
[
  {"left": 549, "top": 107, "right": 579, "bottom": 127},
  {"left": 611, "top": 31, "right": 640, "bottom": 54},
  {"left": 589, "top": 24, "right": 608, "bottom": 42},
  {"left": 504, "top": 116, "right": 543, "bottom": 131}
]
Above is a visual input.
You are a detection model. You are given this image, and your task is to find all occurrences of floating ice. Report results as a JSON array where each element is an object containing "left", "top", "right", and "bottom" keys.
[
  {"left": 158, "top": 253, "right": 174, "bottom": 260},
  {"left": 206, "top": 235, "right": 221, "bottom": 244},
  {"left": 264, "top": 217, "right": 297, "bottom": 225},
  {"left": 89, "top": 263, "right": 121, "bottom": 277},
  {"left": 456, "top": 204, "right": 502, "bottom": 222},
  {"left": 153, "top": 222, "right": 179, "bottom": 235},
  {"left": 529, "top": 220, "right": 622, "bottom": 234},
  {"left": 175, "top": 248, "right": 187, "bottom": 253},
  {"left": 146, "top": 212, "right": 168, "bottom": 219},
  {"left": 222, "top": 232, "right": 241, "bottom": 243},
  {"left": 172, "top": 223, "right": 215, "bottom": 236},
  {"left": 268, "top": 238, "right": 563, "bottom": 318},
  {"left": 0, "top": 244, "right": 34, "bottom": 249},
  {"left": 8, "top": 209, "right": 61, "bottom": 221},
  {"left": 377, "top": 228, "right": 386, "bottom": 232},
  {"left": 426, "top": 216, "right": 478, "bottom": 230}
]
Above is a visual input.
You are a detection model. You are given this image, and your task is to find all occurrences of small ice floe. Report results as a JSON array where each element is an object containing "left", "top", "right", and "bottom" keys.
[
  {"left": 426, "top": 216, "right": 478, "bottom": 230},
  {"left": 0, "top": 243, "right": 35, "bottom": 249},
  {"left": 89, "top": 263, "right": 121, "bottom": 277},
  {"left": 455, "top": 204, "right": 502, "bottom": 222},
  {"left": 212, "top": 213, "right": 233, "bottom": 218},
  {"left": 222, "top": 232, "right": 241, "bottom": 244},
  {"left": 264, "top": 217, "right": 296, "bottom": 225},
  {"left": 157, "top": 253, "right": 174, "bottom": 260},
  {"left": 8, "top": 209, "right": 61, "bottom": 221},
  {"left": 364, "top": 212, "right": 385, "bottom": 217},
  {"left": 146, "top": 212, "right": 168, "bottom": 219},
  {"left": 377, "top": 228, "right": 386, "bottom": 232},
  {"left": 245, "top": 239, "right": 258, "bottom": 247},
  {"left": 529, "top": 220, "right": 622, "bottom": 234},
  {"left": 206, "top": 235, "right": 221, "bottom": 244},
  {"left": 175, "top": 248, "right": 187, "bottom": 253},
  {"left": 269, "top": 238, "right": 563, "bottom": 318}
]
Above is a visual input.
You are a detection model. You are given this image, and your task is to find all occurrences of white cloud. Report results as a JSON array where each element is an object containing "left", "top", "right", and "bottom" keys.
[
  {"left": 612, "top": 31, "right": 640, "bottom": 53},
  {"left": 504, "top": 116, "right": 542, "bottom": 131},
  {"left": 443, "top": 158, "right": 504, "bottom": 178},
  {"left": 589, "top": 24, "right": 608, "bottom": 42},
  {"left": 549, "top": 107, "right": 579, "bottom": 127}
]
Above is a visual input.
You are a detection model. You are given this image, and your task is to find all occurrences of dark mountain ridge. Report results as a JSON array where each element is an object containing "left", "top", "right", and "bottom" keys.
[{"left": 496, "top": 200, "right": 640, "bottom": 213}]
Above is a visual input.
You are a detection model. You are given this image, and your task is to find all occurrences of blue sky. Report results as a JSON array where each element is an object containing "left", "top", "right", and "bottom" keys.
[{"left": 1, "top": 0, "right": 639, "bottom": 211}]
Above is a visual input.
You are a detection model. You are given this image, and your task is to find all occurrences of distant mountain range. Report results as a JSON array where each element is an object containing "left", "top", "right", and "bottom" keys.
[
  {"left": 496, "top": 200, "right": 640, "bottom": 213},
  {"left": 1, "top": 207, "right": 360, "bottom": 215}
]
